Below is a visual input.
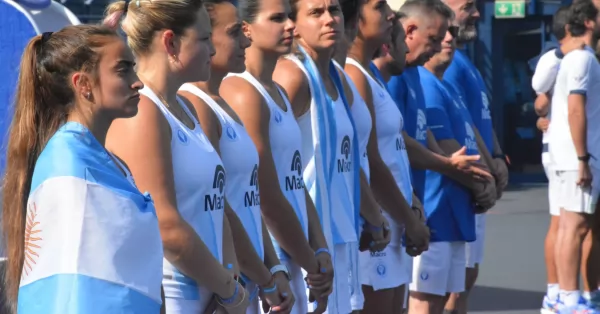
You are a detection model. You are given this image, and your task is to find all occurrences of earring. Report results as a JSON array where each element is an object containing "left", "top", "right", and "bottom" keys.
[{"left": 85, "top": 92, "right": 91, "bottom": 100}]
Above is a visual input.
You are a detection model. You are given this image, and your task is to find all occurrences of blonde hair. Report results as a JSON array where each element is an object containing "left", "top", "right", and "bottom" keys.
[{"left": 104, "top": 0, "right": 204, "bottom": 56}]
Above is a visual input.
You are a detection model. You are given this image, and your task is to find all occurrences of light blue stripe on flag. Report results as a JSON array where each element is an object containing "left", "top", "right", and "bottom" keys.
[{"left": 19, "top": 274, "right": 160, "bottom": 314}]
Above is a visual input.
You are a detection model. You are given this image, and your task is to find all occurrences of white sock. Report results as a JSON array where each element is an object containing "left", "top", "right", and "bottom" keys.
[
  {"left": 560, "top": 290, "right": 581, "bottom": 306},
  {"left": 547, "top": 284, "right": 560, "bottom": 301},
  {"left": 582, "top": 291, "right": 591, "bottom": 301}
]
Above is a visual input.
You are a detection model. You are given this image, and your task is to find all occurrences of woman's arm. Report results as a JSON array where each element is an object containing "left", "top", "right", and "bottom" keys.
[
  {"left": 272, "top": 60, "right": 329, "bottom": 252},
  {"left": 221, "top": 77, "right": 319, "bottom": 272},
  {"left": 261, "top": 220, "right": 281, "bottom": 269},
  {"left": 221, "top": 213, "right": 240, "bottom": 275},
  {"left": 179, "top": 92, "right": 272, "bottom": 287},
  {"left": 359, "top": 169, "right": 384, "bottom": 227},
  {"left": 411, "top": 192, "right": 425, "bottom": 224},
  {"left": 303, "top": 189, "right": 329, "bottom": 252},
  {"left": 344, "top": 65, "right": 429, "bottom": 248},
  {"left": 273, "top": 59, "right": 312, "bottom": 118},
  {"left": 106, "top": 97, "right": 235, "bottom": 298}
]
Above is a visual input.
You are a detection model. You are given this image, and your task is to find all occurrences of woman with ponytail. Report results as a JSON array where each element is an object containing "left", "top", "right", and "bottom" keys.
[
  {"left": 103, "top": 1, "right": 248, "bottom": 313},
  {"left": 2, "top": 25, "right": 163, "bottom": 313},
  {"left": 177, "top": 0, "right": 294, "bottom": 312},
  {"left": 221, "top": 0, "right": 334, "bottom": 312}
]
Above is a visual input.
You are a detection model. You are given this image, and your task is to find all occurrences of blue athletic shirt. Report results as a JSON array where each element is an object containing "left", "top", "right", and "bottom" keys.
[
  {"left": 418, "top": 67, "right": 476, "bottom": 242},
  {"left": 444, "top": 49, "right": 494, "bottom": 152},
  {"left": 387, "top": 67, "right": 428, "bottom": 201}
]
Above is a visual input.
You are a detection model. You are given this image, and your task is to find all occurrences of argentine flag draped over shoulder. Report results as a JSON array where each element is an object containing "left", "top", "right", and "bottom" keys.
[
  {"left": 18, "top": 122, "right": 163, "bottom": 314},
  {"left": 292, "top": 46, "right": 362, "bottom": 245}
]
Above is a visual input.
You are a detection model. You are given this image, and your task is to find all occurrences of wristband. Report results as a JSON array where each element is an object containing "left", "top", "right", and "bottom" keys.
[
  {"left": 493, "top": 154, "right": 506, "bottom": 160},
  {"left": 270, "top": 264, "right": 291, "bottom": 281},
  {"left": 314, "top": 248, "right": 330, "bottom": 256},
  {"left": 217, "top": 281, "right": 246, "bottom": 308},
  {"left": 364, "top": 221, "right": 383, "bottom": 232},
  {"left": 218, "top": 279, "right": 239, "bottom": 304},
  {"left": 262, "top": 283, "right": 278, "bottom": 294},
  {"left": 578, "top": 154, "right": 591, "bottom": 162}
]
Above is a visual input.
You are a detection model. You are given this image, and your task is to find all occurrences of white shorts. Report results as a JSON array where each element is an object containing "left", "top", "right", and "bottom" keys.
[
  {"left": 359, "top": 243, "right": 413, "bottom": 290},
  {"left": 555, "top": 170, "right": 596, "bottom": 214},
  {"left": 409, "top": 242, "right": 466, "bottom": 296},
  {"left": 466, "top": 214, "right": 486, "bottom": 268},
  {"left": 307, "top": 242, "right": 361, "bottom": 314},
  {"left": 261, "top": 260, "right": 308, "bottom": 314},
  {"left": 543, "top": 163, "right": 560, "bottom": 216}
]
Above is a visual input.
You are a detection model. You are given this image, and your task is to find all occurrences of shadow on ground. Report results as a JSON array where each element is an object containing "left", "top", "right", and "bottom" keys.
[
  {"left": 468, "top": 285, "right": 545, "bottom": 312},
  {"left": 504, "top": 183, "right": 545, "bottom": 192}
]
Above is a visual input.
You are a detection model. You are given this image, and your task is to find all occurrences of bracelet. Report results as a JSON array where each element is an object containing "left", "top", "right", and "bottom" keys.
[
  {"left": 262, "top": 283, "right": 278, "bottom": 294},
  {"left": 217, "top": 281, "right": 246, "bottom": 308},
  {"left": 412, "top": 206, "right": 423, "bottom": 220},
  {"left": 234, "top": 274, "right": 247, "bottom": 288},
  {"left": 260, "top": 276, "right": 275, "bottom": 290},
  {"left": 364, "top": 221, "right": 383, "bottom": 232},
  {"left": 218, "top": 279, "right": 239, "bottom": 304},
  {"left": 249, "top": 287, "right": 260, "bottom": 301},
  {"left": 314, "top": 248, "right": 330, "bottom": 256}
]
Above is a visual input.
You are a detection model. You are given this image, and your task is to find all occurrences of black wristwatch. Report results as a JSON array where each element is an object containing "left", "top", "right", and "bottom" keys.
[
  {"left": 493, "top": 153, "right": 506, "bottom": 160},
  {"left": 578, "top": 154, "right": 591, "bottom": 162}
]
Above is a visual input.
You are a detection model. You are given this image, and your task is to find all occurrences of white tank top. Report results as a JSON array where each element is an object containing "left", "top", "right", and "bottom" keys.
[
  {"left": 333, "top": 60, "right": 373, "bottom": 182},
  {"left": 179, "top": 83, "right": 264, "bottom": 260},
  {"left": 226, "top": 72, "right": 309, "bottom": 258},
  {"left": 140, "top": 87, "right": 225, "bottom": 301},
  {"left": 346, "top": 59, "right": 413, "bottom": 245},
  {"left": 286, "top": 55, "right": 357, "bottom": 244}
]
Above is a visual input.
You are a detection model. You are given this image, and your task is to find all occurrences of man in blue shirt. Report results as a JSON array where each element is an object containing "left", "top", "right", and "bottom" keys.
[
  {"left": 406, "top": 17, "right": 498, "bottom": 312},
  {"left": 385, "top": 12, "right": 496, "bottom": 314},
  {"left": 441, "top": 0, "right": 509, "bottom": 312},
  {"left": 387, "top": 0, "right": 496, "bottom": 216}
]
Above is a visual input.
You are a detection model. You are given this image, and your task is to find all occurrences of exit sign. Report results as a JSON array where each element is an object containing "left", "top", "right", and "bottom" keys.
[{"left": 495, "top": 0, "right": 526, "bottom": 18}]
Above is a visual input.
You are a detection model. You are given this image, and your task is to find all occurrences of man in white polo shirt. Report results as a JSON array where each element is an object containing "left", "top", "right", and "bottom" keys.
[
  {"left": 529, "top": 5, "right": 600, "bottom": 311},
  {"left": 549, "top": 0, "right": 600, "bottom": 311}
]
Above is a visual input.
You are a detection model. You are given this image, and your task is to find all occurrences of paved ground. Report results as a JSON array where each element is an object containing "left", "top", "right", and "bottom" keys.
[{"left": 469, "top": 184, "right": 549, "bottom": 314}]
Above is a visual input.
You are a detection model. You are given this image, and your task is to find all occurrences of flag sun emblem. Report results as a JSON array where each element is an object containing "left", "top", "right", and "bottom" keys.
[{"left": 23, "top": 203, "right": 42, "bottom": 278}]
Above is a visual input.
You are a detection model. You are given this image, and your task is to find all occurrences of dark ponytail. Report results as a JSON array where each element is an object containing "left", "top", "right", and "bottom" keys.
[{"left": 2, "top": 25, "right": 117, "bottom": 306}]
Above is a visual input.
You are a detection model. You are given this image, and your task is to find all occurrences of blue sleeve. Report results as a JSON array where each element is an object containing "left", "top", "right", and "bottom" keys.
[
  {"left": 445, "top": 64, "right": 481, "bottom": 130},
  {"left": 422, "top": 84, "right": 455, "bottom": 141},
  {"left": 387, "top": 75, "right": 407, "bottom": 117}
]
